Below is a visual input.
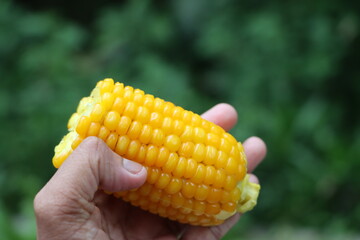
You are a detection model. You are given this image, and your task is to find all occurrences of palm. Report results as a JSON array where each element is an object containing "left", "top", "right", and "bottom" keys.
[{"left": 91, "top": 191, "right": 184, "bottom": 239}]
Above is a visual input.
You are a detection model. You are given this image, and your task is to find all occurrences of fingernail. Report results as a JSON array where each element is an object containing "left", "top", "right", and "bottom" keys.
[
  {"left": 249, "top": 174, "right": 259, "bottom": 184},
  {"left": 123, "top": 159, "right": 144, "bottom": 174}
]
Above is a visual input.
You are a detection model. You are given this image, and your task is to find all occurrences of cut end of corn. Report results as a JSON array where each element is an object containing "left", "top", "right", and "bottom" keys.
[{"left": 52, "top": 78, "right": 260, "bottom": 226}]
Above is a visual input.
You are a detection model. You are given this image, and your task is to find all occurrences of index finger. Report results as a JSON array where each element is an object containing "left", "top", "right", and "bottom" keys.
[{"left": 201, "top": 103, "right": 238, "bottom": 131}]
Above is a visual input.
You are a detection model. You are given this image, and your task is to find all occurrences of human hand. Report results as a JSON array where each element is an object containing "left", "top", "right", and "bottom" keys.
[{"left": 34, "top": 103, "right": 266, "bottom": 240}]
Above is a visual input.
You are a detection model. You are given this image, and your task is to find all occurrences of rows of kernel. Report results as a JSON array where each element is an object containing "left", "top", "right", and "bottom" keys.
[
  {"left": 126, "top": 194, "right": 223, "bottom": 226},
  {"left": 115, "top": 183, "right": 236, "bottom": 215},
  {"left": 71, "top": 81, "right": 247, "bottom": 190},
  {"left": 98, "top": 80, "right": 245, "bottom": 178},
  {"left": 144, "top": 166, "right": 241, "bottom": 202},
  {"left": 72, "top": 100, "right": 245, "bottom": 181},
  {"left": 73, "top": 114, "right": 242, "bottom": 164},
  {"left": 114, "top": 183, "right": 235, "bottom": 225},
  {"left": 71, "top": 117, "right": 244, "bottom": 189},
  {"left": 97, "top": 79, "right": 238, "bottom": 154},
  {"left": 74, "top": 80, "right": 244, "bottom": 186}
]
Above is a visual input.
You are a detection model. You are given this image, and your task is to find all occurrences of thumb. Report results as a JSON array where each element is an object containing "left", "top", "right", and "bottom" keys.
[{"left": 45, "top": 137, "right": 147, "bottom": 201}]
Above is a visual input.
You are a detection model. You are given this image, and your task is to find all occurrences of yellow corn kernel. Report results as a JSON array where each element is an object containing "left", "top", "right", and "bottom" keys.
[
  {"left": 155, "top": 147, "right": 170, "bottom": 168},
  {"left": 162, "top": 152, "right": 179, "bottom": 174},
  {"left": 206, "top": 133, "right": 220, "bottom": 148},
  {"left": 230, "top": 187, "right": 241, "bottom": 202},
  {"left": 182, "top": 111, "right": 193, "bottom": 123},
  {"left": 171, "top": 192, "right": 185, "bottom": 209},
  {"left": 172, "top": 119, "right": 185, "bottom": 135},
  {"left": 104, "top": 111, "right": 121, "bottom": 131},
  {"left": 207, "top": 188, "right": 222, "bottom": 203},
  {"left": 193, "top": 127, "right": 206, "bottom": 143},
  {"left": 191, "top": 114, "right": 202, "bottom": 126},
  {"left": 172, "top": 106, "right": 183, "bottom": 119},
  {"left": 155, "top": 173, "right": 171, "bottom": 189},
  {"left": 159, "top": 195, "right": 171, "bottom": 207},
  {"left": 184, "top": 158, "right": 197, "bottom": 179},
  {"left": 205, "top": 203, "right": 221, "bottom": 215},
  {"left": 116, "top": 116, "right": 132, "bottom": 135},
  {"left": 222, "top": 202, "right": 236, "bottom": 213},
  {"left": 203, "top": 145, "right": 217, "bottom": 166},
  {"left": 135, "top": 145, "right": 147, "bottom": 164},
  {"left": 204, "top": 165, "right": 216, "bottom": 185},
  {"left": 221, "top": 191, "right": 232, "bottom": 203},
  {"left": 115, "top": 135, "right": 130, "bottom": 155},
  {"left": 225, "top": 157, "right": 238, "bottom": 175},
  {"left": 224, "top": 175, "right": 237, "bottom": 191},
  {"left": 113, "top": 82, "right": 124, "bottom": 97},
  {"left": 133, "top": 92, "right": 145, "bottom": 106},
  {"left": 194, "top": 184, "right": 209, "bottom": 201},
  {"left": 123, "top": 86, "right": 134, "bottom": 101},
  {"left": 151, "top": 129, "right": 165, "bottom": 146},
  {"left": 213, "top": 169, "right": 226, "bottom": 188},
  {"left": 143, "top": 94, "right": 154, "bottom": 109},
  {"left": 180, "top": 126, "right": 193, "bottom": 142},
  {"left": 163, "top": 101, "right": 175, "bottom": 116},
  {"left": 149, "top": 112, "right": 163, "bottom": 128},
  {"left": 139, "top": 183, "right": 152, "bottom": 196},
  {"left": 210, "top": 124, "right": 224, "bottom": 135},
  {"left": 52, "top": 79, "right": 260, "bottom": 227},
  {"left": 193, "top": 143, "right": 206, "bottom": 162},
  {"left": 191, "top": 163, "right": 206, "bottom": 184},
  {"left": 125, "top": 140, "right": 141, "bottom": 159},
  {"left": 71, "top": 136, "right": 83, "bottom": 150},
  {"left": 102, "top": 92, "right": 115, "bottom": 111},
  {"left": 219, "top": 138, "right": 232, "bottom": 154},
  {"left": 147, "top": 167, "right": 160, "bottom": 184},
  {"left": 100, "top": 79, "right": 114, "bottom": 94},
  {"left": 173, "top": 157, "right": 187, "bottom": 178},
  {"left": 193, "top": 201, "right": 206, "bottom": 215},
  {"left": 76, "top": 116, "right": 91, "bottom": 136},
  {"left": 106, "top": 132, "right": 118, "bottom": 150},
  {"left": 149, "top": 188, "right": 162, "bottom": 202},
  {"left": 164, "top": 135, "right": 181, "bottom": 152},
  {"left": 123, "top": 102, "right": 137, "bottom": 120},
  {"left": 162, "top": 117, "right": 173, "bottom": 135},
  {"left": 215, "top": 150, "right": 228, "bottom": 169},
  {"left": 164, "top": 178, "right": 182, "bottom": 195},
  {"left": 135, "top": 106, "right": 150, "bottom": 123},
  {"left": 112, "top": 97, "right": 126, "bottom": 114},
  {"left": 98, "top": 126, "right": 110, "bottom": 141},
  {"left": 139, "top": 124, "right": 152, "bottom": 144},
  {"left": 87, "top": 122, "right": 101, "bottom": 136},
  {"left": 181, "top": 181, "right": 197, "bottom": 199},
  {"left": 178, "top": 142, "right": 194, "bottom": 158},
  {"left": 153, "top": 98, "right": 165, "bottom": 112},
  {"left": 144, "top": 145, "right": 159, "bottom": 166},
  {"left": 127, "top": 121, "right": 143, "bottom": 140},
  {"left": 90, "top": 103, "right": 105, "bottom": 122}
]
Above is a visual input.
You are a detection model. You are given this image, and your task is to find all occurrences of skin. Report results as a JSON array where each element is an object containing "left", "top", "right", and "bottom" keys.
[{"left": 34, "top": 103, "right": 267, "bottom": 240}]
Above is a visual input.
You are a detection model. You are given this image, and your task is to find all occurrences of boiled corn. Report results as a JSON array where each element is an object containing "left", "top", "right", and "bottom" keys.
[{"left": 53, "top": 78, "right": 260, "bottom": 226}]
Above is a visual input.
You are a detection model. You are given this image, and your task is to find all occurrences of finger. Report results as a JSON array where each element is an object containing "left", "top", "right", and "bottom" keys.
[
  {"left": 181, "top": 213, "right": 240, "bottom": 240},
  {"left": 42, "top": 137, "right": 147, "bottom": 201},
  {"left": 243, "top": 136, "right": 267, "bottom": 172},
  {"left": 248, "top": 173, "right": 259, "bottom": 184},
  {"left": 201, "top": 103, "right": 238, "bottom": 131}
]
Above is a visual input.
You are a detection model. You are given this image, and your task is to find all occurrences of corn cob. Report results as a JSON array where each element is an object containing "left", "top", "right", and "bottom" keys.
[{"left": 53, "top": 78, "right": 260, "bottom": 226}]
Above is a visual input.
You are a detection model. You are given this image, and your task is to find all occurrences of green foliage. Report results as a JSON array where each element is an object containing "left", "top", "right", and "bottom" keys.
[{"left": 1, "top": 0, "right": 359, "bottom": 238}]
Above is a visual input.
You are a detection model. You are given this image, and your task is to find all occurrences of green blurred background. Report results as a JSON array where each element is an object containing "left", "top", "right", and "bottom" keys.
[{"left": 1, "top": 0, "right": 359, "bottom": 239}]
